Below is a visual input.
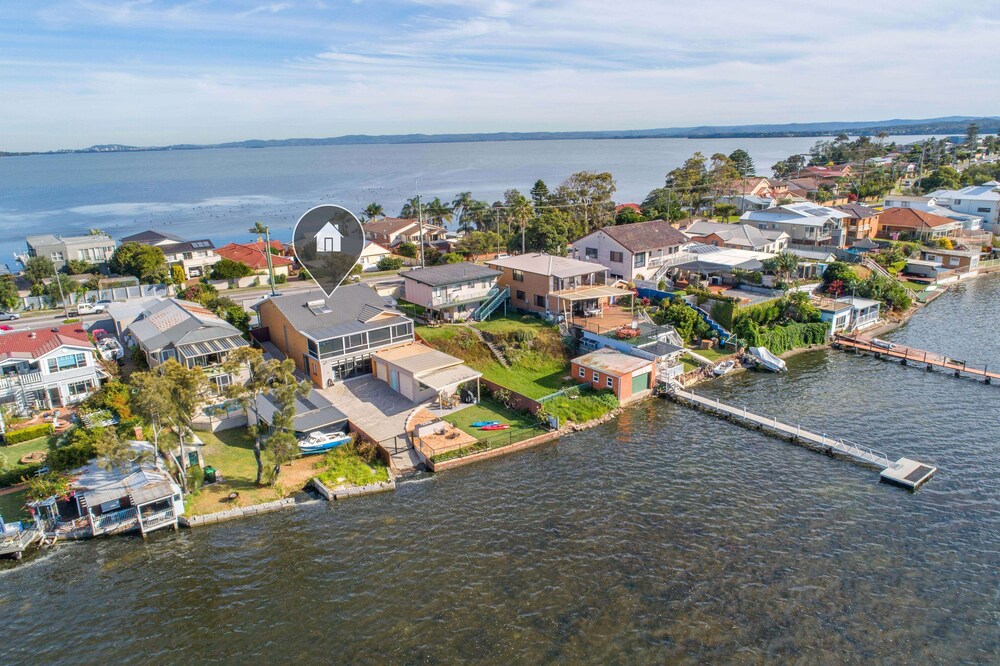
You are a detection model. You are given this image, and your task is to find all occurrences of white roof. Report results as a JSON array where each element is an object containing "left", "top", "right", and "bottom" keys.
[
  {"left": 836, "top": 296, "right": 881, "bottom": 310},
  {"left": 927, "top": 183, "right": 1000, "bottom": 201},
  {"left": 741, "top": 203, "right": 848, "bottom": 228},
  {"left": 486, "top": 253, "right": 606, "bottom": 278}
]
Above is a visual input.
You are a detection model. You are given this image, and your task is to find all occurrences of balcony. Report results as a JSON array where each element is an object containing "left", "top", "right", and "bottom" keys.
[
  {"left": 0, "top": 371, "right": 43, "bottom": 391},
  {"left": 430, "top": 290, "right": 495, "bottom": 308}
]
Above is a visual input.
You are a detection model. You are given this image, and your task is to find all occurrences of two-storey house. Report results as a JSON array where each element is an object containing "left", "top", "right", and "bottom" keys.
[
  {"left": 486, "top": 253, "right": 627, "bottom": 318},
  {"left": 402, "top": 263, "right": 502, "bottom": 322},
  {"left": 21, "top": 233, "right": 117, "bottom": 273},
  {"left": 123, "top": 298, "right": 249, "bottom": 393},
  {"left": 741, "top": 203, "right": 850, "bottom": 247},
  {"left": 834, "top": 203, "right": 881, "bottom": 243},
  {"left": 254, "top": 284, "right": 414, "bottom": 387},
  {"left": 925, "top": 183, "right": 1000, "bottom": 233},
  {"left": 362, "top": 218, "right": 448, "bottom": 248},
  {"left": 683, "top": 221, "right": 789, "bottom": 253},
  {"left": 571, "top": 220, "right": 689, "bottom": 281},
  {"left": 0, "top": 325, "right": 105, "bottom": 414},
  {"left": 119, "top": 230, "right": 221, "bottom": 280}
]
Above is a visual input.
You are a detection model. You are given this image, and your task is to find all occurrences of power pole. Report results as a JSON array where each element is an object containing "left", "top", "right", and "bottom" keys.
[
  {"left": 264, "top": 225, "right": 276, "bottom": 297},
  {"left": 521, "top": 216, "right": 526, "bottom": 254},
  {"left": 916, "top": 143, "right": 926, "bottom": 191},
  {"left": 54, "top": 262, "right": 69, "bottom": 319},
  {"left": 417, "top": 195, "right": 426, "bottom": 268}
]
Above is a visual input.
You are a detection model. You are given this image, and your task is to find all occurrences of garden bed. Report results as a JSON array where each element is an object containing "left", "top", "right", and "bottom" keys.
[{"left": 542, "top": 387, "right": 618, "bottom": 425}]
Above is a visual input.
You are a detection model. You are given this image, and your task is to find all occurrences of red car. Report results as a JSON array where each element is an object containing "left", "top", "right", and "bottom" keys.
[{"left": 0, "top": 324, "right": 12, "bottom": 332}]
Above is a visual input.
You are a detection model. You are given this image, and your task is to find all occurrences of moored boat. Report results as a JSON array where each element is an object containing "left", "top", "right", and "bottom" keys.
[
  {"left": 748, "top": 346, "right": 787, "bottom": 372},
  {"left": 713, "top": 360, "right": 737, "bottom": 376},
  {"left": 298, "top": 431, "right": 352, "bottom": 454}
]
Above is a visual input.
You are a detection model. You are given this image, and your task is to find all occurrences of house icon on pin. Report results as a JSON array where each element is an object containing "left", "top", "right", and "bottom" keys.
[{"left": 315, "top": 221, "right": 343, "bottom": 253}]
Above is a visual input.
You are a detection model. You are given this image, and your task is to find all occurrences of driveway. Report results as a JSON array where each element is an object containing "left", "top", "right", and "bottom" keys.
[{"left": 318, "top": 376, "right": 423, "bottom": 470}]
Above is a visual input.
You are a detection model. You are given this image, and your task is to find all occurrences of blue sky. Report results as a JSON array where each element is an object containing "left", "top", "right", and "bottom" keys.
[{"left": 2, "top": 1, "right": 999, "bottom": 151}]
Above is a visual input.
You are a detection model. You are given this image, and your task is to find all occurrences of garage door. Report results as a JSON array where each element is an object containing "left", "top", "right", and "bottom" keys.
[{"left": 631, "top": 372, "right": 650, "bottom": 394}]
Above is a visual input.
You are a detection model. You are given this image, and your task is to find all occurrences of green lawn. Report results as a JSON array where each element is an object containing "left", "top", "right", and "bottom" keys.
[
  {"left": 680, "top": 354, "right": 701, "bottom": 374},
  {"left": 0, "top": 435, "right": 60, "bottom": 485},
  {"left": 898, "top": 280, "right": 929, "bottom": 292},
  {"left": 443, "top": 399, "right": 541, "bottom": 444},
  {"left": 543, "top": 388, "right": 618, "bottom": 425},
  {"left": 316, "top": 448, "right": 389, "bottom": 488},
  {"left": 689, "top": 346, "right": 732, "bottom": 362},
  {"left": 185, "top": 429, "right": 282, "bottom": 516},
  {"left": 0, "top": 489, "right": 29, "bottom": 522},
  {"left": 472, "top": 314, "right": 554, "bottom": 336}
]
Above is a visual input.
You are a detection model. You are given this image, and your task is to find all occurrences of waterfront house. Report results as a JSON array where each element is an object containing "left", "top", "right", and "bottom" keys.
[
  {"left": 215, "top": 242, "right": 294, "bottom": 278},
  {"left": 119, "top": 230, "right": 220, "bottom": 280},
  {"left": 682, "top": 221, "right": 789, "bottom": 253},
  {"left": 815, "top": 296, "right": 880, "bottom": 334},
  {"left": 876, "top": 208, "right": 961, "bottom": 242},
  {"left": 913, "top": 247, "right": 980, "bottom": 277},
  {"left": 250, "top": 388, "right": 349, "bottom": 438},
  {"left": 669, "top": 244, "right": 776, "bottom": 285},
  {"left": 124, "top": 298, "right": 249, "bottom": 393},
  {"left": 253, "top": 284, "right": 414, "bottom": 387},
  {"left": 363, "top": 217, "right": 448, "bottom": 248},
  {"left": 373, "top": 343, "right": 482, "bottom": 405},
  {"left": 570, "top": 348, "right": 655, "bottom": 405},
  {"left": 882, "top": 195, "right": 985, "bottom": 232},
  {"left": 485, "top": 253, "right": 628, "bottom": 319},
  {"left": 402, "top": 263, "right": 502, "bottom": 322},
  {"left": 21, "top": 233, "right": 117, "bottom": 273},
  {"left": 741, "top": 203, "right": 850, "bottom": 247},
  {"left": 834, "top": 203, "right": 881, "bottom": 243},
  {"left": 926, "top": 182, "right": 1000, "bottom": 232},
  {"left": 571, "top": 219, "right": 689, "bottom": 281},
  {"left": 359, "top": 241, "right": 392, "bottom": 271},
  {"left": 0, "top": 324, "right": 106, "bottom": 414}
]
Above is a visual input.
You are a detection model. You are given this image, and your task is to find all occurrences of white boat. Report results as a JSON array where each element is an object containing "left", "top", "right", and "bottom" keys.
[
  {"left": 748, "top": 346, "right": 787, "bottom": 372},
  {"left": 713, "top": 360, "right": 737, "bottom": 376},
  {"left": 298, "top": 431, "right": 352, "bottom": 454},
  {"left": 98, "top": 337, "right": 124, "bottom": 361}
]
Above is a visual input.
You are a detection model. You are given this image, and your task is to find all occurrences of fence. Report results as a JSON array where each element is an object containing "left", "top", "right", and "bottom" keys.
[
  {"left": 417, "top": 425, "right": 549, "bottom": 465},
  {"left": 21, "top": 283, "right": 171, "bottom": 311},
  {"left": 479, "top": 377, "right": 544, "bottom": 416}
]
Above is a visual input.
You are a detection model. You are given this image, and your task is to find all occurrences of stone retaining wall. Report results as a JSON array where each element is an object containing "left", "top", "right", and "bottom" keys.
[
  {"left": 310, "top": 476, "right": 397, "bottom": 500},
  {"left": 179, "top": 497, "right": 296, "bottom": 528}
]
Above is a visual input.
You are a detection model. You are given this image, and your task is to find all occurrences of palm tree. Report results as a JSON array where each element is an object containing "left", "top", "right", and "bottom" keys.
[
  {"left": 462, "top": 200, "right": 489, "bottom": 232},
  {"left": 424, "top": 197, "right": 454, "bottom": 225},
  {"left": 452, "top": 192, "right": 475, "bottom": 232},
  {"left": 250, "top": 221, "right": 276, "bottom": 296},
  {"left": 362, "top": 202, "right": 384, "bottom": 222}
]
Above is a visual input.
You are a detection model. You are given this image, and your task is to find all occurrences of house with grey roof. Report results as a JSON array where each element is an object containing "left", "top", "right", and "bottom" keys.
[
  {"left": 402, "top": 263, "right": 502, "bottom": 322},
  {"left": 250, "top": 388, "right": 348, "bottom": 437},
  {"left": 254, "top": 283, "right": 414, "bottom": 387},
  {"left": 119, "top": 297, "right": 249, "bottom": 392},
  {"left": 741, "top": 203, "right": 851, "bottom": 247},
  {"left": 20, "top": 233, "right": 117, "bottom": 273},
  {"left": 570, "top": 219, "right": 690, "bottom": 281},
  {"left": 682, "top": 220, "right": 789, "bottom": 253},
  {"left": 119, "top": 230, "right": 220, "bottom": 279}
]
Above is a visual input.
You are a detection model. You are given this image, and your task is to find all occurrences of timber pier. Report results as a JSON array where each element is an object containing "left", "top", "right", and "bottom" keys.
[
  {"left": 665, "top": 387, "right": 937, "bottom": 490},
  {"left": 834, "top": 334, "right": 997, "bottom": 385}
]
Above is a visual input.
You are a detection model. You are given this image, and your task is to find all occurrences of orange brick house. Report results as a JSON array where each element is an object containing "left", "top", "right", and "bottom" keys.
[{"left": 570, "top": 349, "right": 655, "bottom": 405}]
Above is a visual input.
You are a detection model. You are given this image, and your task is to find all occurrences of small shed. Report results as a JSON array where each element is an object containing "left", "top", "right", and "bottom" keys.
[{"left": 571, "top": 349, "right": 655, "bottom": 404}]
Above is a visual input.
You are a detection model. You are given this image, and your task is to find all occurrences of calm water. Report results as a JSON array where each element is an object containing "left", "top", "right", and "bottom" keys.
[
  {"left": 2, "top": 276, "right": 999, "bottom": 664},
  {"left": 0, "top": 135, "right": 939, "bottom": 262}
]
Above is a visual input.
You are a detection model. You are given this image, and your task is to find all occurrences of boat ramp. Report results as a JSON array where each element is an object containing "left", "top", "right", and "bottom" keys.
[{"left": 664, "top": 386, "right": 937, "bottom": 490}]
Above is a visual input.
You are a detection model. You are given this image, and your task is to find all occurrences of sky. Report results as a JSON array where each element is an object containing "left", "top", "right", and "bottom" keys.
[{"left": 2, "top": 0, "right": 1000, "bottom": 152}]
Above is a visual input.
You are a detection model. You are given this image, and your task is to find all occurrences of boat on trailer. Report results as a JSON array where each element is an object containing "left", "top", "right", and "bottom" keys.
[{"left": 298, "top": 431, "right": 352, "bottom": 454}]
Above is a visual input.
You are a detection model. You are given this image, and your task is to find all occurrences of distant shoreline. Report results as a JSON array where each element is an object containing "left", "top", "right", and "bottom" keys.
[{"left": 3, "top": 115, "right": 996, "bottom": 157}]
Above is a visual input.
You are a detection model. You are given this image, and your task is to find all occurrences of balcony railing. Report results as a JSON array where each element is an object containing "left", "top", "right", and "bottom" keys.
[
  {"left": 0, "top": 371, "right": 43, "bottom": 390},
  {"left": 92, "top": 506, "right": 138, "bottom": 534},
  {"left": 141, "top": 507, "right": 176, "bottom": 528}
]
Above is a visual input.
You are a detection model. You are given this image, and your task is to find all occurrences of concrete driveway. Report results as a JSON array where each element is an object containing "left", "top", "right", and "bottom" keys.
[{"left": 318, "top": 376, "right": 423, "bottom": 470}]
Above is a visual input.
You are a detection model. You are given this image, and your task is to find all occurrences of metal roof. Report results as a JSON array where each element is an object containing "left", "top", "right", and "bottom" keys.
[
  {"left": 573, "top": 349, "right": 653, "bottom": 376},
  {"left": 262, "top": 284, "right": 409, "bottom": 337},
  {"left": 255, "top": 389, "right": 347, "bottom": 433},
  {"left": 417, "top": 364, "right": 482, "bottom": 391},
  {"left": 375, "top": 344, "right": 464, "bottom": 376},
  {"left": 403, "top": 263, "right": 501, "bottom": 287},
  {"left": 486, "top": 253, "right": 608, "bottom": 279}
]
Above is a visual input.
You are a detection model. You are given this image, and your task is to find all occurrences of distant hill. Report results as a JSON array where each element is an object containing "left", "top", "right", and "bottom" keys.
[{"left": 4, "top": 116, "right": 998, "bottom": 156}]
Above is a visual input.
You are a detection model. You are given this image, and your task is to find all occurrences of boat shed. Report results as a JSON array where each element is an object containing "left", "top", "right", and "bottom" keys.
[{"left": 251, "top": 388, "right": 349, "bottom": 437}]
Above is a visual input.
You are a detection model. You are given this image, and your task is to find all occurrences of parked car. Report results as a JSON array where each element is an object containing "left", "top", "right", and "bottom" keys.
[
  {"left": 73, "top": 302, "right": 107, "bottom": 315},
  {"left": 0, "top": 324, "right": 12, "bottom": 332},
  {"left": 0, "top": 312, "right": 21, "bottom": 321}
]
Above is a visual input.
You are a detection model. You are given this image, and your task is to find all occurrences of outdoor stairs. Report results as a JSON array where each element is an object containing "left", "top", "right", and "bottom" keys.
[
  {"left": 471, "top": 286, "right": 509, "bottom": 321},
  {"left": 694, "top": 304, "right": 735, "bottom": 346},
  {"left": 862, "top": 257, "right": 919, "bottom": 299},
  {"left": 467, "top": 326, "right": 510, "bottom": 368}
]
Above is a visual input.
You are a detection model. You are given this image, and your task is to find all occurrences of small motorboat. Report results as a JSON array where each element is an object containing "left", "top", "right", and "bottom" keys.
[
  {"left": 748, "top": 346, "right": 787, "bottom": 373},
  {"left": 713, "top": 360, "right": 737, "bottom": 376},
  {"left": 298, "top": 431, "right": 352, "bottom": 454},
  {"left": 98, "top": 337, "right": 124, "bottom": 361},
  {"left": 471, "top": 420, "right": 501, "bottom": 428},
  {"left": 479, "top": 424, "right": 510, "bottom": 431}
]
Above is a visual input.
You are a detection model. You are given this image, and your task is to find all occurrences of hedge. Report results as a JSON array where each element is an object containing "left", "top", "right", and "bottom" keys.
[
  {"left": 756, "top": 322, "right": 829, "bottom": 355},
  {"left": 0, "top": 464, "right": 42, "bottom": 487},
  {"left": 4, "top": 423, "right": 54, "bottom": 445}
]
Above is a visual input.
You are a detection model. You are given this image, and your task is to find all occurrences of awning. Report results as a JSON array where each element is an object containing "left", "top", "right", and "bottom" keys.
[
  {"left": 417, "top": 364, "right": 482, "bottom": 391},
  {"left": 550, "top": 284, "right": 631, "bottom": 302},
  {"left": 177, "top": 335, "right": 248, "bottom": 358}
]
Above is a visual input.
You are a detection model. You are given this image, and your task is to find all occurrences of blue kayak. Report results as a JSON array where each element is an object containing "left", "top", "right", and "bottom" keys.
[{"left": 470, "top": 420, "right": 501, "bottom": 427}]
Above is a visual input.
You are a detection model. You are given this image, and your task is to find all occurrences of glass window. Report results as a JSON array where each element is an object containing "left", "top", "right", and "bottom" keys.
[
  {"left": 48, "top": 353, "right": 87, "bottom": 373},
  {"left": 634, "top": 252, "right": 646, "bottom": 268},
  {"left": 512, "top": 269, "right": 524, "bottom": 282},
  {"left": 318, "top": 338, "right": 344, "bottom": 358},
  {"left": 609, "top": 251, "right": 623, "bottom": 263},
  {"left": 368, "top": 327, "right": 390, "bottom": 345},
  {"left": 68, "top": 380, "right": 92, "bottom": 396},
  {"left": 978, "top": 207, "right": 991, "bottom": 213},
  {"left": 516, "top": 290, "right": 525, "bottom": 301},
  {"left": 392, "top": 323, "right": 412, "bottom": 339},
  {"left": 307, "top": 339, "right": 319, "bottom": 357},
  {"left": 585, "top": 247, "right": 598, "bottom": 259},
  {"left": 592, "top": 371, "right": 599, "bottom": 382},
  {"left": 579, "top": 367, "right": 585, "bottom": 378},
  {"left": 534, "top": 294, "right": 545, "bottom": 308},
  {"left": 606, "top": 377, "right": 613, "bottom": 388},
  {"left": 345, "top": 333, "right": 366, "bottom": 351}
]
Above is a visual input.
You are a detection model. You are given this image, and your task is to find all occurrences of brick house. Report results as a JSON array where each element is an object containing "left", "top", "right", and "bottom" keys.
[
  {"left": 835, "top": 203, "right": 881, "bottom": 243},
  {"left": 570, "top": 349, "right": 654, "bottom": 405},
  {"left": 571, "top": 219, "right": 689, "bottom": 282}
]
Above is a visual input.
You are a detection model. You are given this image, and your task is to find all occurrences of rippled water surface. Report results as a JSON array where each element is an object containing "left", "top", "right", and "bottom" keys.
[{"left": 2, "top": 277, "right": 999, "bottom": 664}]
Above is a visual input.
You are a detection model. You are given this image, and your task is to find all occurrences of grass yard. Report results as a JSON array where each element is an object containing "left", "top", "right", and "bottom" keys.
[
  {"left": 0, "top": 435, "right": 60, "bottom": 486},
  {"left": 316, "top": 448, "right": 389, "bottom": 489},
  {"left": 680, "top": 354, "right": 701, "bottom": 374},
  {"left": 898, "top": 280, "right": 929, "bottom": 292},
  {"left": 184, "top": 429, "right": 321, "bottom": 517},
  {"left": 542, "top": 387, "right": 618, "bottom": 425},
  {"left": 417, "top": 315, "right": 572, "bottom": 399},
  {"left": 0, "top": 489, "right": 29, "bottom": 521},
  {"left": 443, "top": 399, "right": 541, "bottom": 446},
  {"left": 691, "top": 346, "right": 732, "bottom": 362}
]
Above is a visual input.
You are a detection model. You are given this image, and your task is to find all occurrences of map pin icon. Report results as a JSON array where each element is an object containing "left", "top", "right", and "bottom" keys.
[{"left": 291, "top": 204, "right": 366, "bottom": 297}]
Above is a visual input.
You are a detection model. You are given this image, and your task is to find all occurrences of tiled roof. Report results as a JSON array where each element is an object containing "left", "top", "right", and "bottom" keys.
[
  {"left": 597, "top": 219, "right": 688, "bottom": 252},
  {"left": 0, "top": 324, "right": 92, "bottom": 360},
  {"left": 879, "top": 207, "right": 957, "bottom": 229},
  {"left": 835, "top": 203, "right": 878, "bottom": 219},
  {"left": 216, "top": 242, "right": 294, "bottom": 270}
]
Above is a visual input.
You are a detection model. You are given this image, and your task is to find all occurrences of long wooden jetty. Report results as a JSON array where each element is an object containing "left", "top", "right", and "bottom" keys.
[
  {"left": 834, "top": 334, "right": 997, "bottom": 385},
  {"left": 666, "top": 387, "right": 937, "bottom": 490}
]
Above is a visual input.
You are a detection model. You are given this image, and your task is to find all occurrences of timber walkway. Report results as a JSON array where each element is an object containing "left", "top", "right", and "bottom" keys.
[
  {"left": 665, "top": 386, "right": 937, "bottom": 490},
  {"left": 833, "top": 334, "right": 998, "bottom": 385}
]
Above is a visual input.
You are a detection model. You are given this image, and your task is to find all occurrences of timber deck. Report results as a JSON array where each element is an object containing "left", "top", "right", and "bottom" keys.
[
  {"left": 666, "top": 387, "right": 937, "bottom": 490},
  {"left": 834, "top": 335, "right": 998, "bottom": 384}
]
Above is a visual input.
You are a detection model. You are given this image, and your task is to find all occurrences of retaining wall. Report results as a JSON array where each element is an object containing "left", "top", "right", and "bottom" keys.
[
  {"left": 179, "top": 497, "right": 296, "bottom": 528},
  {"left": 311, "top": 476, "right": 396, "bottom": 500}
]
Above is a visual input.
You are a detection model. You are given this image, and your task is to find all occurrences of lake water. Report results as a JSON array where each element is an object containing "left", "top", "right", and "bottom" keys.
[
  {"left": 2, "top": 275, "right": 999, "bottom": 664},
  {"left": 0, "top": 135, "right": 939, "bottom": 262}
]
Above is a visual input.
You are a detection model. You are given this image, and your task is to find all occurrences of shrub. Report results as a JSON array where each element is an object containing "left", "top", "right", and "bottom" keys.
[
  {"left": 377, "top": 256, "right": 405, "bottom": 271},
  {"left": 4, "top": 423, "right": 54, "bottom": 444},
  {"left": 187, "top": 465, "right": 205, "bottom": 493},
  {"left": 273, "top": 274, "right": 287, "bottom": 285}
]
